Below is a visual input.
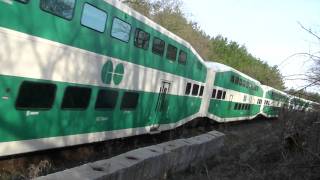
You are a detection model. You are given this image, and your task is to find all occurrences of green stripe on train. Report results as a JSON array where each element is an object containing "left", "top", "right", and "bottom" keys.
[
  {"left": 0, "top": 0, "right": 206, "bottom": 82},
  {"left": 0, "top": 75, "right": 201, "bottom": 142},
  {"left": 208, "top": 99, "right": 261, "bottom": 118}
]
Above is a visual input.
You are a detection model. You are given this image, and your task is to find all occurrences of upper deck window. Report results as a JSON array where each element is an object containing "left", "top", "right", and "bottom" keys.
[
  {"left": 81, "top": 3, "right": 107, "bottom": 32},
  {"left": 111, "top": 18, "right": 131, "bottom": 42},
  {"left": 15, "top": 0, "right": 29, "bottom": 3},
  {"left": 134, "top": 28, "right": 150, "bottom": 50},
  {"left": 178, "top": 50, "right": 187, "bottom": 65},
  {"left": 166, "top": 44, "right": 177, "bottom": 61},
  {"left": 152, "top": 37, "right": 165, "bottom": 56},
  {"left": 40, "top": 0, "right": 76, "bottom": 20}
]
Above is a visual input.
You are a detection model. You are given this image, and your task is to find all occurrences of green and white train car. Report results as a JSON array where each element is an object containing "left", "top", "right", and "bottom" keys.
[
  {"left": 202, "top": 62, "right": 264, "bottom": 122},
  {"left": 0, "top": 0, "right": 207, "bottom": 156},
  {"left": 0, "top": 0, "right": 318, "bottom": 157},
  {"left": 261, "top": 85, "right": 289, "bottom": 117},
  {"left": 288, "top": 96, "right": 311, "bottom": 111}
]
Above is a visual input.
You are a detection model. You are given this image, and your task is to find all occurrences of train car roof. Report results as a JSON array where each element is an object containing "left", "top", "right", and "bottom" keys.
[
  {"left": 105, "top": 0, "right": 206, "bottom": 66},
  {"left": 205, "top": 61, "right": 261, "bottom": 84}
]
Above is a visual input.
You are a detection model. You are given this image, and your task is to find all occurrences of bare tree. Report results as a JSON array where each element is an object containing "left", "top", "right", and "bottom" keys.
[{"left": 298, "top": 22, "right": 320, "bottom": 88}]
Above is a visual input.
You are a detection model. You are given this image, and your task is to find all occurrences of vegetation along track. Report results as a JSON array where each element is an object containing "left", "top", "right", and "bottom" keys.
[{"left": 168, "top": 111, "right": 320, "bottom": 180}]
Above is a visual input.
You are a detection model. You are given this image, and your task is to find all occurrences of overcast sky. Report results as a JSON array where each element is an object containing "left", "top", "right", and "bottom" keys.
[{"left": 182, "top": 0, "right": 320, "bottom": 91}]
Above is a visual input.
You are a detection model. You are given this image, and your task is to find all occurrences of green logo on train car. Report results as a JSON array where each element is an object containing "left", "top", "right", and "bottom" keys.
[{"left": 101, "top": 60, "right": 124, "bottom": 85}]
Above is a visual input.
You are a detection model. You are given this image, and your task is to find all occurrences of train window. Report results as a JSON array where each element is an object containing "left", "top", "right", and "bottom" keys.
[
  {"left": 152, "top": 37, "right": 165, "bottom": 56},
  {"left": 199, "top": 86, "right": 204, "bottom": 96},
  {"left": 216, "top": 90, "right": 222, "bottom": 99},
  {"left": 235, "top": 77, "right": 239, "bottom": 85},
  {"left": 95, "top": 89, "right": 118, "bottom": 110},
  {"left": 238, "top": 103, "right": 242, "bottom": 110},
  {"left": 192, "top": 84, "right": 199, "bottom": 96},
  {"left": 134, "top": 28, "right": 150, "bottom": 50},
  {"left": 166, "top": 44, "right": 177, "bottom": 61},
  {"left": 230, "top": 75, "right": 235, "bottom": 83},
  {"left": 40, "top": 0, "right": 76, "bottom": 20},
  {"left": 178, "top": 50, "right": 187, "bottom": 65},
  {"left": 234, "top": 103, "right": 238, "bottom": 110},
  {"left": 16, "top": 81, "right": 56, "bottom": 110},
  {"left": 121, "top": 92, "right": 139, "bottom": 110},
  {"left": 61, "top": 86, "right": 91, "bottom": 110},
  {"left": 212, "top": 89, "right": 216, "bottom": 98},
  {"left": 185, "top": 82, "right": 192, "bottom": 95},
  {"left": 239, "top": 79, "right": 243, "bottom": 86},
  {"left": 243, "top": 95, "right": 247, "bottom": 102},
  {"left": 81, "top": 3, "right": 107, "bottom": 33},
  {"left": 15, "top": 0, "right": 29, "bottom": 3},
  {"left": 222, "top": 91, "right": 226, "bottom": 100},
  {"left": 111, "top": 18, "right": 131, "bottom": 42}
]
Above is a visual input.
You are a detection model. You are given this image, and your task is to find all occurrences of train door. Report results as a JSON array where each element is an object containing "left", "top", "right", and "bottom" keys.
[
  {"left": 228, "top": 95, "right": 233, "bottom": 110},
  {"left": 150, "top": 81, "right": 171, "bottom": 132}
]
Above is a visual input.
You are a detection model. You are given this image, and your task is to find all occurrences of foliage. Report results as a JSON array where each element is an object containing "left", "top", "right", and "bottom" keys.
[
  {"left": 286, "top": 89, "right": 320, "bottom": 102},
  {"left": 124, "top": 0, "right": 285, "bottom": 90}
]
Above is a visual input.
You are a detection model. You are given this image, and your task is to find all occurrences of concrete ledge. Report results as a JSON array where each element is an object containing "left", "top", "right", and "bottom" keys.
[{"left": 37, "top": 130, "right": 224, "bottom": 180}]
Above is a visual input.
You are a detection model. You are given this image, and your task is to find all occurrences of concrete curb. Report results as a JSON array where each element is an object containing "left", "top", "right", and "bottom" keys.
[{"left": 37, "top": 130, "right": 224, "bottom": 180}]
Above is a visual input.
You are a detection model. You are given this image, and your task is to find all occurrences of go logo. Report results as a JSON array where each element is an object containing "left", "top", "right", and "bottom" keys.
[{"left": 101, "top": 60, "right": 124, "bottom": 85}]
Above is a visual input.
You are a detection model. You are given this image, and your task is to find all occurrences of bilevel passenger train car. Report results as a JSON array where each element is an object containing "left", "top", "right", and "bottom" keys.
[
  {"left": 0, "top": 0, "right": 318, "bottom": 157},
  {"left": 0, "top": 0, "right": 207, "bottom": 156},
  {"left": 200, "top": 62, "right": 264, "bottom": 122},
  {"left": 261, "top": 85, "right": 289, "bottom": 117}
]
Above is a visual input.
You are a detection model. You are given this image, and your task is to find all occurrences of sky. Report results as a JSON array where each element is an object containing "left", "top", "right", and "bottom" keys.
[{"left": 182, "top": 0, "right": 320, "bottom": 91}]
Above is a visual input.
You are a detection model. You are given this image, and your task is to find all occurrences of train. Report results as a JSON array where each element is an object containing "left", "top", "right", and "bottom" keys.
[{"left": 0, "top": 0, "right": 318, "bottom": 157}]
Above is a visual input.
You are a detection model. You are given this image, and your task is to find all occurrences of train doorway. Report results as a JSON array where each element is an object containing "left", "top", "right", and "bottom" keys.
[{"left": 150, "top": 81, "right": 171, "bottom": 132}]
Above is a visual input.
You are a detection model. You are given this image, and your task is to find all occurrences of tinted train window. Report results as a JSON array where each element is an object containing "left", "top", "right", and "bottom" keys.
[
  {"left": 134, "top": 28, "right": 150, "bottom": 50},
  {"left": 230, "top": 75, "right": 235, "bottom": 83},
  {"left": 178, "top": 50, "right": 187, "bottom": 65},
  {"left": 15, "top": 0, "right": 29, "bottom": 3},
  {"left": 216, "top": 90, "right": 222, "bottom": 99},
  {"left": 81, "top": 3, "right": 107, "bottom": 32},
  {"left": 111, "top": 18, "right": 131, "bottom": 42},
  {"left": 121, "top": 92, "right": 139, "bottom": 110},
  {"left": 185, "top": 83, "right": 192, "bottom": 95},
  {"left": 166, "top": 44, "right": 177, "bottom": 61},
  {"left": 199, "top": 86, "right": 204, "bottom": 96},
  {"left": 222, "top": 91, "right": 226, "bottom": 100},
  {"left": 152, "top": 37, "right": 165, "bottom": 56},
  {"left": 192, "top": 84, "right": 199, "bottom": 96},
  {"left": 212, "top": 89, "right": 216, "bottom": 98},
  {"left": 95, "top": 89, "right": 118, "bottom": 110},
  {"left": 234, "top": 103, "right": 238, "bottom": 110},
  {"left": 16, "top": 81, "right": 56, "bottom": 110},
  {"left": 239, "top": 79, "right": 243, "bottom": 86},
  {"left": 61, "top": 86, "right": 91, "bottom": 110},
  {"left": 40, "top": 0, "right": 76, "bottom": 20},
  {"left": 235, "top": 77, "right": 239, "bottom": 84}
]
